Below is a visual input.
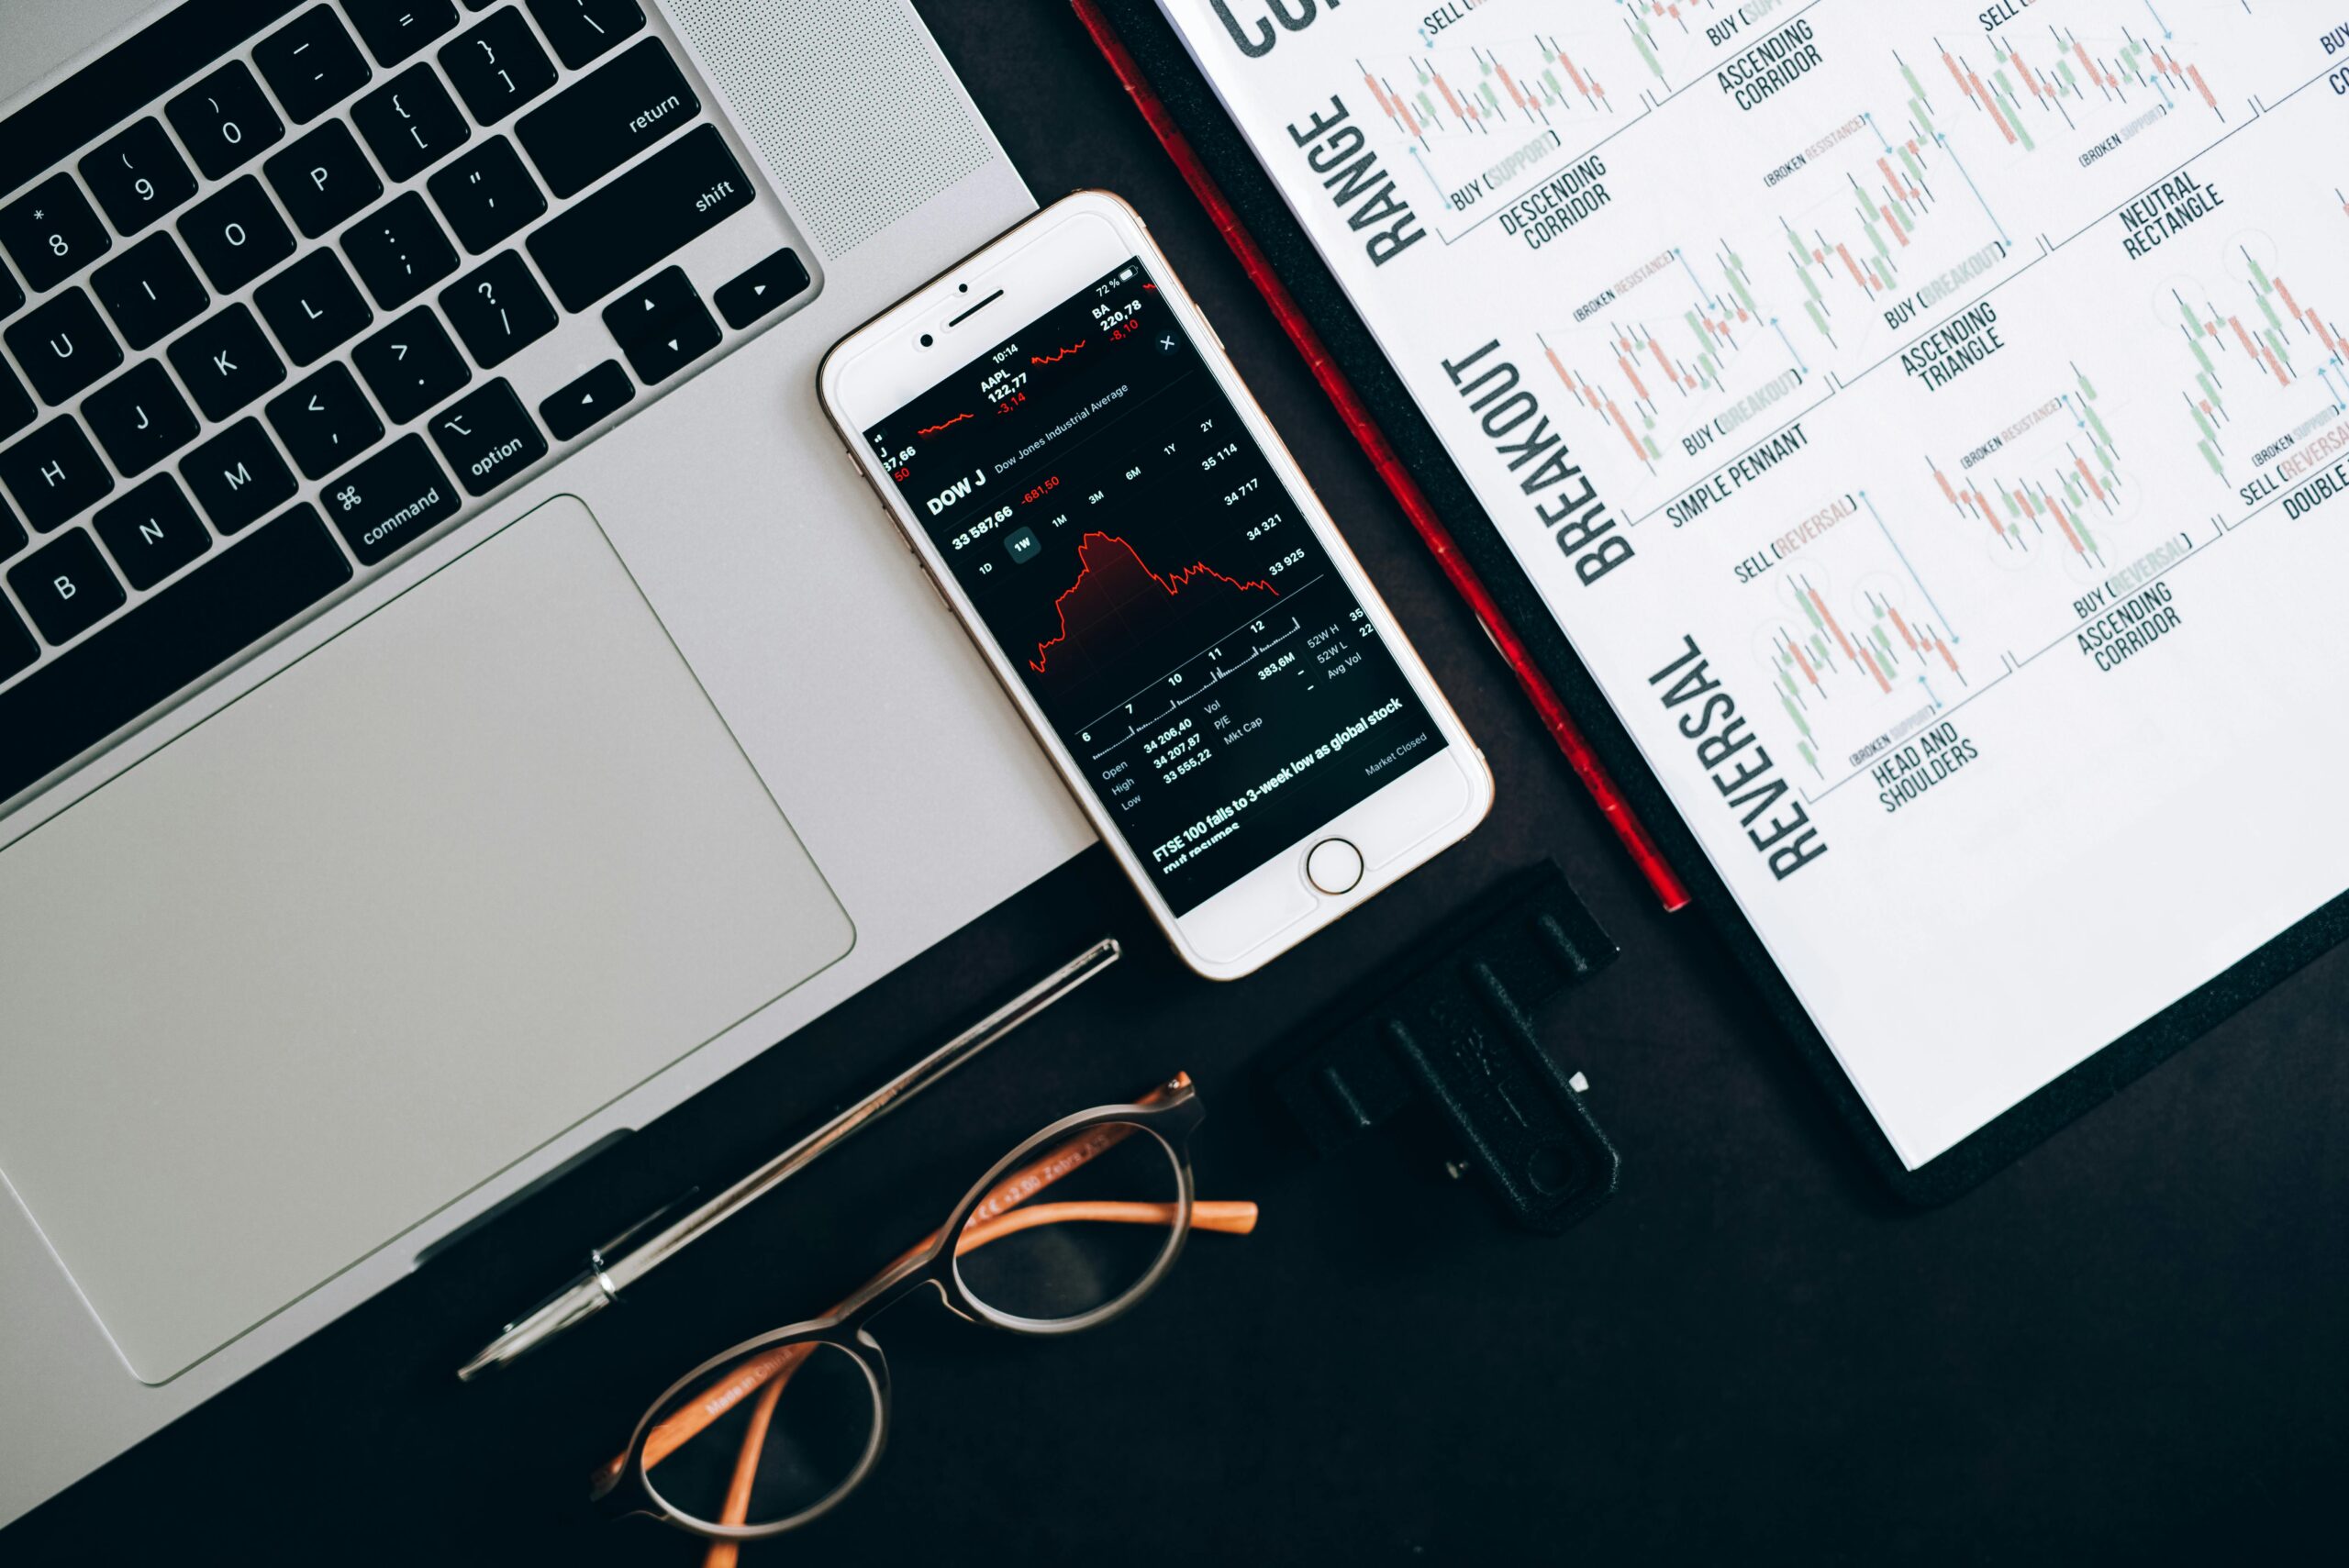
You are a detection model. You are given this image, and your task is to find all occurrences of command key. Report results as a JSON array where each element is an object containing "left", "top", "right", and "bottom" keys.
[{"left": 325, "top": 434, "right": 461, "bottom": 564}]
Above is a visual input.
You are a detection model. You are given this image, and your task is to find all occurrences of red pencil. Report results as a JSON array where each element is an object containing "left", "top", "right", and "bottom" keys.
[{"left": 1069, "top": 0, "right": 1690, "bottom": 911}]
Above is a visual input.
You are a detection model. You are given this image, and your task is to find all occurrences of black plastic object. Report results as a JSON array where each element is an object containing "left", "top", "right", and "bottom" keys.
[{"left": 1274, "top": 862, "right": 1620, "bottom": 1233}]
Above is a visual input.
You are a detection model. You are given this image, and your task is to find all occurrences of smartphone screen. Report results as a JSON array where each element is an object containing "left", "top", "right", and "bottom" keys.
[{"left": 864, "top": 258, "right": 1447, "bottom": 915}]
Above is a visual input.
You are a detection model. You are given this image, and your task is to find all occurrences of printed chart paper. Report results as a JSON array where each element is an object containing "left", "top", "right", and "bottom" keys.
[{"left": 1159, "top": 0, "right": 2349, "bottom": 1165}]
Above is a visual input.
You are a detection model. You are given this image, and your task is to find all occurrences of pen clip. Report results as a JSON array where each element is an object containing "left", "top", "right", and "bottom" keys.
[
  {"left": 587, "top": 1186, "right": 699, "bottom": 1285},
  {"left": 498, "top": 1188, "right": 698, "bottom": 1336}
]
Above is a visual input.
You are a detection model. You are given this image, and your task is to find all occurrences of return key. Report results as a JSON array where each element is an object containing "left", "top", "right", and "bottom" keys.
[{"left": 516, "top": 38, "right": 699, "bottom": 200}]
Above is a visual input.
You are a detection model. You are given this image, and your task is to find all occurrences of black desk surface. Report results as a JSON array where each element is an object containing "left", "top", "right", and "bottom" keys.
[{"left": 12, "top": 6, "right": 2344, "bottom": 1562}]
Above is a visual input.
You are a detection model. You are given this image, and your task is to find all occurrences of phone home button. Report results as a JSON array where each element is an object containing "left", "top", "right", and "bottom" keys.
[{"left": 1305, "top": 838, "right": 1364, "bottom": 896}]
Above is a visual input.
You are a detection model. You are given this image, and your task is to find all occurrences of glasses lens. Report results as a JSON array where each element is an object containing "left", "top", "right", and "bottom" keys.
[
  {"left": 639, "top": 1339, "right": 879, "bottom": 1535},
  {"left": 952, "top": 1120, "right": 1186, "bottom": 1326}
]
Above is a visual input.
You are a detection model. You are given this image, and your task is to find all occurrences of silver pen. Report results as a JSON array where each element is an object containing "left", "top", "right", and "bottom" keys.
[{"left": 456, "top": 936, "right": 1122, "bottom": 1380}]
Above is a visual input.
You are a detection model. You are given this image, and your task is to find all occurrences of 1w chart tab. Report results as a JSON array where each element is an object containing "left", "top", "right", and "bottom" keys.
[{"left": 1162, "top": 0, "right": 2349, "bottom": 1168}]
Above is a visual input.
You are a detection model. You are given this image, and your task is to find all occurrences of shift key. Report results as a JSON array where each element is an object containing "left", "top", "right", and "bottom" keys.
[
  {"left": 517, "top": 37, "right": 700, "bottom": 199},
  {"left": 527, "top": 125, "right": 751, "bottom": 312}
]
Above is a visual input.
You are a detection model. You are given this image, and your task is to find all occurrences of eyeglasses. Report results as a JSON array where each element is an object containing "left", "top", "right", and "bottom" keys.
[{"left": 591, "top": 1073, "right": 1252, "bottom": 1543}]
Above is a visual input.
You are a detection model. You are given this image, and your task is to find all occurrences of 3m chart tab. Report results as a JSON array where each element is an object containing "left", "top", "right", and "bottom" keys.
[{"left": 1162, "top": 0, "right": 2349, "bottom": 1167}]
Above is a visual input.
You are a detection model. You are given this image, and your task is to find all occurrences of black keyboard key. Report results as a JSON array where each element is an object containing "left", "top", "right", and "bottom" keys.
[
  {"left": 265, "top": 120, "right": 384, "bottom": 238},
  {"left": 517, "top": 37, "right": 697, "bottom": 200},
  {"left": 267, "top": 362, "right": 384, "bottom": 478},
  {"left": 0, "top": 0, "right": 307, "bottom": 197},
  {"left": 9, "top": 528, "right": 124, "bottom": 645},
  {"left": 0, "top": 596, "right": 29, "bottom": 683},
  {"left": 0, "top": 492, "right": 24, "bottom": 562},
  {"left": 6, "top": 290, "right": 123, "bottom": 406},
  {"left": 255, "top": 250, "right": 374, "bottom": 365},
  {"left": 169, "top": 304, "right": 289, "bottom": 420},
  {"left": 324, "top": 433, "right": 457, "bottom": 562},
  {"left": 179, "top": 176, "right": 297, "bottom": 294},
  {"left": 78, "top": 119, "right": 199, "bottom": 238},
  {"left": 540, "top": 358, "right": 629, "bottom": 441},
  {"left": 440, "top": 9, "right": 557, "bottom": 125},
  {"left": 352, "top": 305, "right": 470, "bottom": 422},
  {"left": 715, "top": 247, "right": 809, "bottom": 330},
  {"left": 181, "top": 417, "right": 297, "bottom": 533},
  {"left": 0, "top": 505, "right": 354, "bottom": 803},
  {"left": 0, "top": 360, "right": 34, "bottom": 442},
  {"left": 344, "top": 0, "right": 460, "bottom": 66},
  {"left": 429, "top": 138, "right": 545, "bottom": 254},
  {"left": 95, "top": 473, "right": 212, "bottom": 590},
  {"left": 602, "top": 264, "right": 716, "bottom": 384},
  {"left": 254, "top": 5, "right": 373, "bottom": 122},
  {"left": 528, "top": 125, "right": 751, "bottom": 312},
  {"left": 342, "top": 192, "right": 459, "bottom": 308},
  {"left": 440, "top": 250, "right": 555, "bottom": 366},
  {"left": 526, "top": 0, "right": 645, "bottom": 71},
  {"left": 0, "top": 417, "right": 115, "bottom": 531},
  {"left": 83, "top": 360, "right": 200, "bottom": 477},
  {"left": 91, "top": 233, "right": 209, "bottom": 351},
  {"left": 353, "top": 63, "right": 470, "bottom": 183},
  {"left": 0, "top": 174, "right": 113, "bottom": 294},
  {"left": 20, "top": 519, "right": 116, "bottom": 638},
  {"left": 166, "top": 61, "right": 287, "bottom": 181},
  {"left": 427, "top": 377, "right": 543, "bottom": 495}
]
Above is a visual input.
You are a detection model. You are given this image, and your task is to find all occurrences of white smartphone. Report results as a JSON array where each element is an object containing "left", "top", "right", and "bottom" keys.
[{"left": 819, "top": 191, "right": 1491, "bottom": 979}]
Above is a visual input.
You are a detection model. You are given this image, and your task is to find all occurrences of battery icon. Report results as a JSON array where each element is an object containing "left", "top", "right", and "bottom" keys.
[{"left": 1119, "top": 266, "right": 1134, "bottom": 281}]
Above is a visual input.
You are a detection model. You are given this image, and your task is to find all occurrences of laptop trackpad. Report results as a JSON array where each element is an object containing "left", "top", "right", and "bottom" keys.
[{"left": 0, "top": 495, "right": 853, "bottom": 1382}]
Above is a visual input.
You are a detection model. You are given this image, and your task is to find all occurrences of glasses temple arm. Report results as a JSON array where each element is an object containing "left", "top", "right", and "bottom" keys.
[
  {"left": 692, "top": 1200, "right": 1258, "bottom": 1566},
  {"left": 697, "top": 1372, "right": 791, "bottom": 1568},
  {"left": 609, "top": 1078, "right": 1209, "bottom": 1490}
]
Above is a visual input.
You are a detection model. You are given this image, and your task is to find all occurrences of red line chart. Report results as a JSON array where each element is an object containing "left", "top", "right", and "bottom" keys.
[
  {"left": 1028, "top": 531, "right": 1277, "bottom": 674},
  {"left": 917, "top": 411, "right": 974, "bottom": 438},
  {"left": 1030, "top": 340, "right": 1087, "bottom": 364}
]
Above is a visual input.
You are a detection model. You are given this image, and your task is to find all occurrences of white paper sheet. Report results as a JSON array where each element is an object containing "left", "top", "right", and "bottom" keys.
[{"left": 1159, "top": 0, "right": 2349, "bottom": 1166}]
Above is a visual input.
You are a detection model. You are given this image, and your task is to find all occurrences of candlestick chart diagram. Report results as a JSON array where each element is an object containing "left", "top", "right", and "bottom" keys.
[
  {"left": 1536, "top": 244, "right": 1811, "bottom": 500},
  {"left": 1941, "top": 17, "right": 2226, "bottom": 159},
  {"left": 1925, "top": 367, "right": 2130, "bottom": 572},
  {"left": 2164, "top": 237, "right": 2349, "bottom": 487},
  {"left": 1744, "top": 488, "right": 1968, "bottom": 782}
]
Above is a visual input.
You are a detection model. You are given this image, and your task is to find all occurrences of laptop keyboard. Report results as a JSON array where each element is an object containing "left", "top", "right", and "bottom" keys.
[{"left": 0, "top": 0, "right": 816, "bottom": 806}]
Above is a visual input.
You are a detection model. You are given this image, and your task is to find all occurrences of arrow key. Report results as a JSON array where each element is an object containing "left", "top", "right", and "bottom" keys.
[
  {"left": 715, "top": 247, "right": 809, "bottom": 330},
  {"left": 540, "top": 359, "right": 632, "bottom": 442},
  {"left": 601, "top": 264, "right": 719, "bottom": 384}
]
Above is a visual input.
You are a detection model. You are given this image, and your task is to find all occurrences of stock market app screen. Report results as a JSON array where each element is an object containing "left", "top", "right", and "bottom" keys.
[{"left": 867, "top": 259, "right": 1445, "bottom": 914}]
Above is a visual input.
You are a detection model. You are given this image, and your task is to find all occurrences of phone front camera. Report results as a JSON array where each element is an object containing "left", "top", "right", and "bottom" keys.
[{"left": 919, "top": 332, "right": 935, "bottom": 348}]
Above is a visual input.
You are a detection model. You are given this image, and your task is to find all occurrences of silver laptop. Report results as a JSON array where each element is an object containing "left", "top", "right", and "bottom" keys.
[{"left": 0, "top": 0, "right": 1087, "bottom": 1525}]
